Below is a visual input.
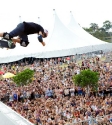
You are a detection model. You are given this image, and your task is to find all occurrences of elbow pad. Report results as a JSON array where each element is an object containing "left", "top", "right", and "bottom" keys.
[{"left": 38, "top": 35, "right": 43, "bottom": 42}]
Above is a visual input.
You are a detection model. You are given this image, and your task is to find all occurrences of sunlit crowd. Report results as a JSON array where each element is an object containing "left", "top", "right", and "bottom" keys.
[{"left": 0, "top": 52, "right": 112, "bottom": 125}]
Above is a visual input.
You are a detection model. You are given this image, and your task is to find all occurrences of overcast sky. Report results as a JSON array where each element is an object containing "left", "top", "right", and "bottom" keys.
[{"left": 0, "top": 0, "right": 112, "bottom": 32}]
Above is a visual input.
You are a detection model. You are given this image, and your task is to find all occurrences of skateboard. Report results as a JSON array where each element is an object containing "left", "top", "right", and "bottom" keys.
[{"left": 0, "top": 39, "right": 16, "bottom": 49}]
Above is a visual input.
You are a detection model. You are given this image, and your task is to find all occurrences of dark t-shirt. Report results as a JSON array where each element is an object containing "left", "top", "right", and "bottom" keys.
[{"left": 23, "top": 21, "right": 44, "bottom": 35}]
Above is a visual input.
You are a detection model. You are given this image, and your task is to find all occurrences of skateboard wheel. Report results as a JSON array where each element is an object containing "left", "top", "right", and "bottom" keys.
[{"left": 11, "top": 43, "right": 16, "bottom": 49}]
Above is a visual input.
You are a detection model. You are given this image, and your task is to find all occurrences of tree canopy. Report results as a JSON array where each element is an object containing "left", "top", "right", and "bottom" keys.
[
  {"left": 72, "top": 69, "right": 99, "bottom": 92},
  {"left": 13, "top": 68, "right": 35, "bottom": 86},
  {"left": 83, "top": 20, "right": 112, "bottom": 42}
]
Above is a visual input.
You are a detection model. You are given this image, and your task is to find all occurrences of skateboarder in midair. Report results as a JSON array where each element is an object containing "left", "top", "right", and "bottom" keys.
[{"left": 0, "top": 21, "right": 48, "bottom": 48}]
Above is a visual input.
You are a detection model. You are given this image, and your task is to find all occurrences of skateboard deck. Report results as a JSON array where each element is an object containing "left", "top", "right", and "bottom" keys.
[{"left": 0, "top": 40, "right": 16, "bottom": 49}]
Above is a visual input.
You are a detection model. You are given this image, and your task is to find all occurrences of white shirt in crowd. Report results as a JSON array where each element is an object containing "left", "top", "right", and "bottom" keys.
[{"left": 76, "top": 69, "right": 80, "bottom": 74}]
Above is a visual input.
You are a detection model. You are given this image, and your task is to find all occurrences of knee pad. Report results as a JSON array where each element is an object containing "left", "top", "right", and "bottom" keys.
[
  {"left": 3, "top": 32, "right": 13, "bottom": 40},
  {"left": 20, "top": 39, "right": 29, "bottom": 47}
]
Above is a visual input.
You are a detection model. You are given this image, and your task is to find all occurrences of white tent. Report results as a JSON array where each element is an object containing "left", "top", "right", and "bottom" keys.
[
  {"left": 0, "top": 10, "right": 112, "bottom": 63},
  {"left": 67, "top": 11, "right": 106, "bottom": 45}
]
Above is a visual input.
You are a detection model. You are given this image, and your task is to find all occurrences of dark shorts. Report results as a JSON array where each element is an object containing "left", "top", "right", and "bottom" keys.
[{"left": 9, "top": 23, "right": 28, "bottom": 42}]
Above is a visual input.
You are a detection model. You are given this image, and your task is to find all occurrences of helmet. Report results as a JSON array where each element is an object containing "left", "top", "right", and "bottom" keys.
[{"left": 44, "top": 29, "right": 48, "bottom": 37}]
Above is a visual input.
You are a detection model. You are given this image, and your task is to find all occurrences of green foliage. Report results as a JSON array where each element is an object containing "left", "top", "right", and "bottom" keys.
[
  {"left": 83, "top": 20, "right": 112, "bottom": 42},
  {"left": 103, "top": 20, "right": 112, "bottom": 31},
  {"left": 12, "top": 68, "right": 34, "bottom": 86},
  {"left": 72, "top": 69, "right": 99, "bottom": 91},
  {"left": 90, "top": 23, "right": 99, "bottom": 32}
]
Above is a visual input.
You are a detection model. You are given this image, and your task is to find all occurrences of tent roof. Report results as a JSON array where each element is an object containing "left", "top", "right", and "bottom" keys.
[{"left": 67, "top": 11, "right": 107, "bottom": 44}]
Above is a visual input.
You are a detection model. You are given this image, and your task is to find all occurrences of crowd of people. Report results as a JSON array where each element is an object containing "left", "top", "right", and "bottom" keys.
[{"left": 0, "top": 53, "right": 112, "bottom": 125}]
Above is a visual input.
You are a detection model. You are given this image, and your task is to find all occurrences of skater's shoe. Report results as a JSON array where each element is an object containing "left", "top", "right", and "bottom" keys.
[
  {"left": 3, "top": 32, "right": 13, "bottom": 48},
  {"left": 3, "top": 32, "right": 12, "bottom": 40}
]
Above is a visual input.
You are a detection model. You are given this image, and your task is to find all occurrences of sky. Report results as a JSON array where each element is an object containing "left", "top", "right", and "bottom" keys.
[{"left": 0, "top": 0, "right": 112, "bottom": 32}]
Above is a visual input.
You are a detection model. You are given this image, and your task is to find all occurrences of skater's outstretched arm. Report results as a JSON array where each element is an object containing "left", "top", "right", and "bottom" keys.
[{"left": 38, "top": 31, "right": 45, "bottom": 46}]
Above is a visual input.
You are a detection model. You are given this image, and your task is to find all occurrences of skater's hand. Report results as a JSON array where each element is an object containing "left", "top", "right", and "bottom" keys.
[{"left": 41, "top": 41, "right": 45, "bottom": 46}]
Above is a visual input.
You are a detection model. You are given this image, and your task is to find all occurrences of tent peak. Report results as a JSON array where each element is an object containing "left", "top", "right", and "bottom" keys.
[
  {"left": 70, "top": 11, "right": 73, "bottom": 16},
  {"left": 19, "top": 16, "right": 22, "bottom": 23},
  {"left": 53, "top": 9, "right": 56, "bottom": 15}
]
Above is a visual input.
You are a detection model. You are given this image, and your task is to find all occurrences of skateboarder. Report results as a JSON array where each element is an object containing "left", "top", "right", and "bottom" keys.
[{"left": 0, "top": 21, "right": 48, "bottom": 48}]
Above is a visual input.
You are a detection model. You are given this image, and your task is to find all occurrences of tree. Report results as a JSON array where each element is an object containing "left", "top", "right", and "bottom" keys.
[
  {"left": 103, "top": 20, "right": 112, "bottom": 31},
  {"left": 93, "top": 30, "right": 106, "bottom": 41},
  {"left": 83, "top": 20, "right": 112, "bottom": 42},
  {"left": 90, "top": 23, "right": 99, "bottom": 32},
  {"left": 72, "top": 69, "right": 99, "bottom": 94},
  {"left": 102, "top": 20, "right": 112, "bottom": 32},
  {"left": 83, "top": 27, "right": 93, "bottom": 34},
  {"left": 99, "top": 27, "right": 105, "bottom": 32},
  {"left": 13, "top": 68, "right": 35, "bottom": 86}
]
